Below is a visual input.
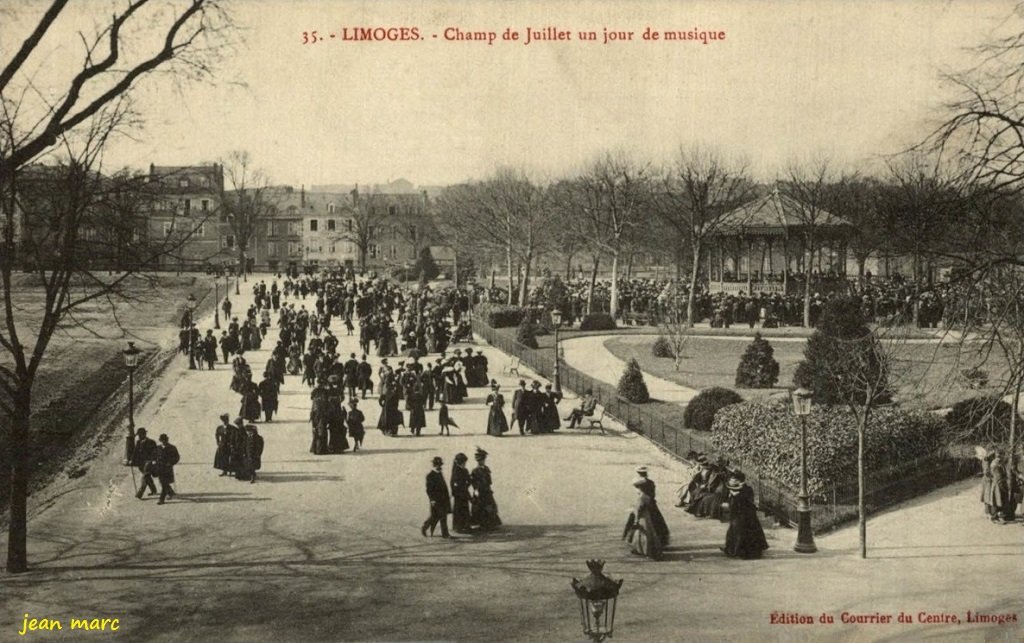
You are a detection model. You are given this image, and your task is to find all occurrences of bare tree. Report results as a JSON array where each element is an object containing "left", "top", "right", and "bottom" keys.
[
  {"left": 657, "top": 292, "right": 689, "bottom": 370},
  {"left": 574, "top": 152, "right": 652, "bottom": 318},
  {"left": 0, "top": 0, "right": 231, "bottom": 574},
  {"left": 222, "top": 151, "right": 274, "bottom": 279},
  {"left": 656, "top": 145, "right": 757, "bottom": 327}
]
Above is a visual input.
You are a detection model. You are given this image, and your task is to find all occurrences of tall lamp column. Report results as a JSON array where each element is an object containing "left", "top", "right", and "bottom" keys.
[
  {"left": 551, "top": 308, "right": 563, "bottom": 394},
  {"left": 123, "top": 341, "right": 141, "bottom": 464},
  {"left": 791, "top": 387, "right": 817, "bottom": 553},
  {"left": 214, "top": 280, "right": 220, "bottom": 330}
]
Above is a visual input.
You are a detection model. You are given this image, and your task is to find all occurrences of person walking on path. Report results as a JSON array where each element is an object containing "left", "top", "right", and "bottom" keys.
[
  {"left": 450, "top": 453, "right": 473, "bottom": 534},
  {"left": 214, "top": 414, "right": 232, "bottom": 476},
  {"left": 422, "top": 456, "right": 451, "bottom": 538},
  {"left": 347, "top": 398, "right": 366, "bottom": 451},
  {"left": 238, "top": 424, "right": 264, "bottom": 483},
  {"left": 470, "top": 448, "right": 501, "bottom": 531},
  {"left": 154, "top": 433, "right": 181, "bottom": 505},
  {"left": 722, "top": 471, "right": 769, "bottom": 559},
  {"left": 485, "top": 380, "right": 509, "bottom": 436},
  {"left": 130, "top": 427, "right": 158, "bottom": 498}
]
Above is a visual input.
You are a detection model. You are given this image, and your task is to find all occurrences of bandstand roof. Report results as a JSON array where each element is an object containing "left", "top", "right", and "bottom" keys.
[{"left": 712, "top": 189, "right": 853, "bottom": 237}]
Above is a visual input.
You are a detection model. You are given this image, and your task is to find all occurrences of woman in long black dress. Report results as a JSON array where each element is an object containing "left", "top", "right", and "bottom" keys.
[
  {"left": 624, "top": 477, "right": 670, "bottom": 559},
  {"left": 723, "top": 471, "right": 769, "bottom": 559},
  {"left": 470, "top": 448, "right": 501, "bottom": 531},
  {"left": 485, "top": 380, "right": 509, "bottom": 436},
  {"left": 450, "top": 452, "right": 473, "bottom": 533},
  {"left": 407, "top": 384, "right": 427, "bottom": 436},
  {"left": 540, "top": 383, "right": 562, "bottom": 432},
  {"left": 346, "top": 398, "right": 366, "bottom": 451}
]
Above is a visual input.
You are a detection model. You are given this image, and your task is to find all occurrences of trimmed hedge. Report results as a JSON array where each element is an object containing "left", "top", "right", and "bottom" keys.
[
  {"left": 710, "top": 400, "right": 949, "bottom": 495},
  {"left": 945, "top": 396, "right": 1020, "bottom": 448},
  {"left": 684, "top": 387, "right": 743, "bottom": 432},
  {"left": 477, "top": 303, "right": 530, "bottom": 328},
  {"left": 652, "top": 335, "right": 673, "bottom": 358},
  {"left": 580, "top": 312, "right": 617, "bottom": 331}
]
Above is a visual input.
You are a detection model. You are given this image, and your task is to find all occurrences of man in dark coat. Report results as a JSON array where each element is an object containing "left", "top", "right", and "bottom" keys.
[
  {"left": 130, "top": 427, "right": 158, "bottom": 498},
  {"left": 154, "top": 433, "right": 180, "bottom": 505},
  {"left": 421, "top": 456, "right": 451, "bottom": 538},
  {"left": 357, "top": 354, "right": 373, "bottom": 399},
  {"left": 343, "top": 353, "right": 360, "bottom": 399},
  {"left": 258, "top": 374, "right": 279, "bottom": 422},
  {"left": 510, "top": 380, "right": 527, "bottom": 435},
  {"left": 239, "top": 425, "right": 265, "bottom": 483}
]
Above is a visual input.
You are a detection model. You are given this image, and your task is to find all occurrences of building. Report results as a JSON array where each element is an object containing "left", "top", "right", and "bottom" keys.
[{"left": 144, "top": 164, "right": 227, "bottom": 269}]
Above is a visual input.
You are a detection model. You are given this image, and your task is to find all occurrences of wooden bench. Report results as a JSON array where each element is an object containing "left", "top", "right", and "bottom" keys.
[
  {"left": 503, "top": 356, "right": 521, "bottom": 377},
  {"left": 585, "top": 408, "right": 607, "bottom": 435}
]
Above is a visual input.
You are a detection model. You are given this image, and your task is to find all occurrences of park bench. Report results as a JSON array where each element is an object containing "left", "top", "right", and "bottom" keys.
[
  {"left": 503, "top": 356, "right": 521, "bottom": 377},
  {"left": 585, "top": 408, "right": 607, "bottom": 435}
]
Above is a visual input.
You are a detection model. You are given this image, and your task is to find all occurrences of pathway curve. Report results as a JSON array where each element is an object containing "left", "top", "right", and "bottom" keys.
[{"left": 560, "top": 335, "right": 700, "bottom": 404}]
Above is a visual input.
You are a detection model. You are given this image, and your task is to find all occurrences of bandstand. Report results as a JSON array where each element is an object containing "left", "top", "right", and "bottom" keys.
[{"left": 706, "top": 189, "right": 854, "bottom": 296}]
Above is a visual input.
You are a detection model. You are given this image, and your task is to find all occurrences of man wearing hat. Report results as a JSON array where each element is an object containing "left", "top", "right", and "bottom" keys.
[
  {"left": 130, "top": 427, "right": 158, "bottom": 498},
  {"left": 422, "top": 456, "right": 451, "bottom": 538},
  {"left": 154, "top": 433, "right": 180, "bottom": 505},
  {"left": 510, "top": 380, "right": 527, "bottom": 434},
  {"left": 565, "top": 388, "right": 597, "bottom": 429},
  {"left": 214, "top": 414, "right": 232, "bottom": 476}
]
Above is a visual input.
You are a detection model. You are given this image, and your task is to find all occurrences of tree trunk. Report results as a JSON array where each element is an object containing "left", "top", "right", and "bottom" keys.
[
  {"left": 518, "top": 252, "right": 533, "bottom": 306},
  {"left": 686, "top": 240, "right": 701, "bottom": 328},
  {"left": 610, "top": 250, "right": 619, "bottom": 319},
  {"left": 803, "top": 242, "right": 812, "bottom": 328},
  {"left": 564, "top": 251, "right": 574, "bottom": 281},
  {"left": 7, "top": 385, "right": 32, "bottom": 573},
  {"left": 1011, "top": 369, "right": 1021, "bottom": 463},
  {"left": 625, "top": 252, "right": 634, "bottom": 280},
  {"left": 586, "top": 255, "right": 600, "bottom": 315},
  {"left": 858, "top": 406, "right": 868, "bottom": 560},
  {"left": 505, "top": 243, "right": 514, "bottom": 305}
]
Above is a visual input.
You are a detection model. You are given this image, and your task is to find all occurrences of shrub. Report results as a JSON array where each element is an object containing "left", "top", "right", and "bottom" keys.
[
  {"left": 580, "top": 312, "right": 617, "bottom": 331},
  {"left": 710, "top": 401, "right": 949, "bottom": 495},
  {"left": 684, "top": 387, "right": 744, "bottom": 432},
  {"left": 735, "top": 333, "right": 780, "bottom": 388},
  {"left": 515, "top": 315, "right": 538, "bottom": 349},
  {"left": 413, "top": 246, "right": 440, "bottom": 281},
  {"left": 477, "top": 303, "right": 529, "bottom": 328},
  {"left": 945, "top": 396, "right": 1020, "bottom": 448},
  {"left": 793, "top": 297, "right": 891, "bottom": 405},
  {"left": 652, "top": 335, "right": 673, "bottom": 358},
  {"left": 617, "top": 358, "right": 650, "bottom": 403}
]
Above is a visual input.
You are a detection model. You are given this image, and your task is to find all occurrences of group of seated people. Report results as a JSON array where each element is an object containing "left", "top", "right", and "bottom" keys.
[{"left": 676, "top": 453, "right": 732, "bottom": 520}]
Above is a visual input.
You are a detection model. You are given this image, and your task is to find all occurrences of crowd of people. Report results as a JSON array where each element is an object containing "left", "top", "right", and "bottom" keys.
[{"left": 980, "top": 450, "right": 1024, "bottom": 526}]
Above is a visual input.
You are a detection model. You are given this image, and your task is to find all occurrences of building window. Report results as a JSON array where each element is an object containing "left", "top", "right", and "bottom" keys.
[
  {"left": 195, "top": 223, "right": 205, "bottom": 237},
  {"left": 369, "top": 244, "right": 379, "bottom": 259},
  {"left": 290, "top": 221, "right": 301, "bottom": 235},
  {"left": 327, "top": 219, "right": 336, "bottom": 232},
  {"left": 330, "top": 244, "right": 336, "bottom": 254},
  {"left": 409, "top": 226, "right": 417, "bottom": 241},
  {"left": 267, "top": 242, "right": 277, "bottom": 257},
  {"left": 346, "top": 219, "right": 353, "bottom": 232},
  {"left": 182, "top": 199, "right": 190, "bottom": 214},
  {"left": 390, "top": 245, "right": 397, "bottom": 258},
  {"left": 201, "top": 199, "right": 209, "bottom": 212},
  {"left": 310, "top": 219, "right": 318, "bottom": 232},
  {"left": 179, "top": 179, "right": 189, "bottom": 188},
  {"left": 81, "top": 227, "right": 96, "bottom": 241},
  {"left": 224, "top": 234, "right": 235, "bottom": 249},
  {"left": 163, "top": 222, "right": 173, "bottom": 237},
  {"left": 288, "top": 242, "right": 301, "bottom": 256},
  {"left": 388, "top": 205, "right": 396, "bottom": 216},
  {"left": 328, "top": 203, "right": 335, "bottom": 214}
]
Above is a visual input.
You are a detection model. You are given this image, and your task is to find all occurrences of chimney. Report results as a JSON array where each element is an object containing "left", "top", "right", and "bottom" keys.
[
  {"left": 300, "top": 184, "right": 305, "bottom": 209},
  {"left": 149, "top": 163, "right": 155, "bottom": 176},
  {"left": 350, "top": 184, "right": 359, "bottom": 205}
]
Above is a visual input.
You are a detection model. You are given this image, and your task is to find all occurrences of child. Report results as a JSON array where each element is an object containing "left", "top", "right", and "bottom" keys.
[{"left": 438, "top": 401, "right": 458, "bottom": 436}]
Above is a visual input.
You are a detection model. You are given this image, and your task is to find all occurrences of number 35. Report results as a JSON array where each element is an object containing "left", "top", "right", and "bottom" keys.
[{"left": 302, "top": 31, "right": 319, "bottom": 44}]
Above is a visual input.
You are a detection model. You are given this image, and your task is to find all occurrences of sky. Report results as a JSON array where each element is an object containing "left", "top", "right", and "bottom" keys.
[{"left": 2, "top": 0, "right": 1019, "bottom": 187}]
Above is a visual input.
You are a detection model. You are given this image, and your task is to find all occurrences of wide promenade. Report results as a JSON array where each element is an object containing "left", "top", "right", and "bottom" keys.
[{"left": 1, "top": 276, "right": 1022, "bottom": 642}]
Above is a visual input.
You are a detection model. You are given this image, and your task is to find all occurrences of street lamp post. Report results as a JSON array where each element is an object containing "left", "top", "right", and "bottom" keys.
[
  {"left": 214, "top": 279, "right": 220, "bottom": 330},
  {"left": 571, "top": 560, "right": 623, "bottom": 643},
  {"left": 186, "top": 293, "right": 197, "bottom": 370},
  {"left": 790, "top": 386, "right": 817, "bottom": 553},
  {"left": 122, "top": 341, "right": 141, "bottom": 464},
  {"left": 551, "top": 308, "right": 563, "bottom": 394}
]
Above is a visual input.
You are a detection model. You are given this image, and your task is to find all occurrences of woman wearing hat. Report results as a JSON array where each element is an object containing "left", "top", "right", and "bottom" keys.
[
  {"left": 624, "top": 476, "right": 669, "bottom": 560},
  {"left": 689, "top": 457, "right": 729, "bottom": 520},
  {"left": 722, "top": 472, "right": 769, "bottom": 559},
  {"left": 539, "top": 383, "right": 562, "bottom": 433},
  {"left": 470, "top": 448, "right": 501, "bottom": 531},
  {"left": 485, "top": 380, "right": 509, "bottom": 436},
  {"left": 450, "top": 453, "right": 473, "bottom": 533},
  {"left": 523, "top": 381, "right": 543, "bottom": 435}
]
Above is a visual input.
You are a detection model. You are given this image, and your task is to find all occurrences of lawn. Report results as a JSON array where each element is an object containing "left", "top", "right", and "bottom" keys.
[
  {"left": 0, "top": 272, "right": 219, "bottom": 511},
  {"left": 602, "top": 334, "right": 1011, "bottom": 411}
]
